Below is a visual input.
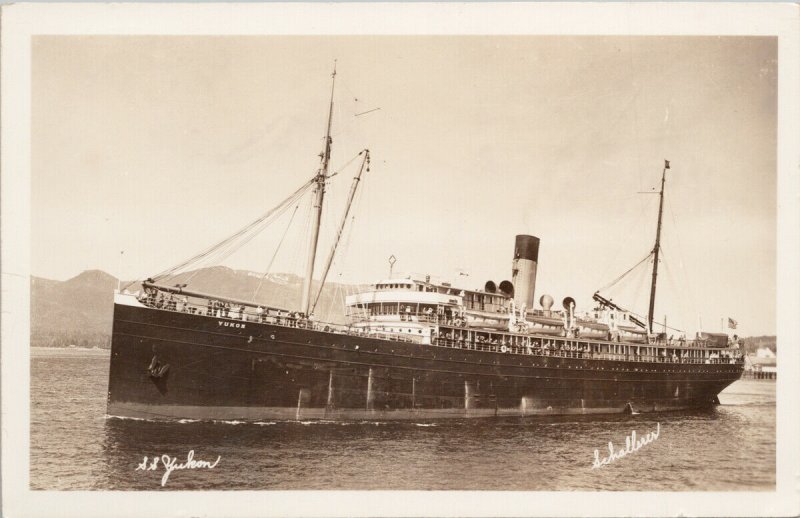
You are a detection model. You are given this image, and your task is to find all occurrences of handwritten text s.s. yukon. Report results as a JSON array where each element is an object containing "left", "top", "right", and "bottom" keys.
[{"left": 136, "top": 450, "right": 221, "bottom": 486}]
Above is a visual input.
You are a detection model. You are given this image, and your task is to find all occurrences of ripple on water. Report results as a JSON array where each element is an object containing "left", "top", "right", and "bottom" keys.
[{"left": 30, "top": 355, "right": 776, "bottom": 490}]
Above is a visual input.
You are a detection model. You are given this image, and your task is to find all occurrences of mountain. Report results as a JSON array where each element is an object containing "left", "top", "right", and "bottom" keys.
[
  {"left": 30, "top": 269, "right": 777, "bottom": 351},
  {"left": 31, "top": 270, "right": 118, "bottom": 348},
  {"left": 31, "top": 267, "right": 358, "bottom": 348}
]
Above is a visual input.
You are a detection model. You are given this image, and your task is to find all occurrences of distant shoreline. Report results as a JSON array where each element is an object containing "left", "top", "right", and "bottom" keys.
[{"left": 31, "top": 346, "right": 110, "bottom": 356}]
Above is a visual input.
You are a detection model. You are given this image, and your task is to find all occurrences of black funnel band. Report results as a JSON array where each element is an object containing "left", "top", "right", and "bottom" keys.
[{"left": 514, "top": 235, "right": 540, "bottom": 262}]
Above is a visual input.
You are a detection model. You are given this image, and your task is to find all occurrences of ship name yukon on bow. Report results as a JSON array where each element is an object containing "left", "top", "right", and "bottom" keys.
[{"left": 107, "top": 68, "right": 744, "bottom": 421}]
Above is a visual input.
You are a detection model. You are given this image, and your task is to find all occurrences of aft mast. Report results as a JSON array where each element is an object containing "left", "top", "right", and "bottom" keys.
[
  {"left": 647, "top": 159, "right": 669, "bottom": 334},
  {"left": 300, "top": 63, "right": 337, "bottom": 316}
]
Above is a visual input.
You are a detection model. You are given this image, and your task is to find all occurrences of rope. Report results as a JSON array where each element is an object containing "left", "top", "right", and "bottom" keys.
[
  {"left": 171, "top": 189, "right": 306, "bottom": 286},
  {"left": 666, "top": 195, "right": 700, "bottom": 328},
  {"left": 150, "top": 177, "right": 314, "bottom": 283},
  {"left": 594, "top": 194, "right": 656, "bottom": 288},
  {"left": 330, "top": 152, "right": 363, "bottom": 178},
  {"left": 597, "top": 250, "right": 653, "bottom": 293},
  {"left": 251, "top": 203, "right": 301, "bottom": 301}
]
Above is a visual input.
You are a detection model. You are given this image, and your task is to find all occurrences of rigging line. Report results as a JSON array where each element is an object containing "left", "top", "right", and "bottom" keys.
[
  {"left": 658, "top": 245, "right": 690, "bottom": 335},
  {"left": 211, "top": 201, "right": 296, "bottom": 268},
  {"left": 660, "top": 245, "right": 683, "bottom": 328},
  {"left": 152, "top": 178, "right": 315, "bottom": 282},
  {"left": 666, "top": 195, "right": 699, "bottom": 322},
  {"left": 320, "top": 211, "right": 361, "bottom": 323},
  {"left": 618, "top": 265, "right": 686, "bottom": 334},
  {"left": 167, "top": 187, "right": 311, "bottom": 293},
  {"left": 628, "top": 256, "right": 649, "bottom": 317},
  {"left": 325, "top": 155, "right": 366, "bottom": 283},
  {"left": 322, "top": 214, "right": 358, "bottom": 315},
  {"left": 296, "top": 190, "right": 315, "bottom": 281},
  {"left": 167, "top": 180, "right": 312, "bottom": 278},
  {"left": 251, "top": 203, "right": 301, "bottom": 302},
  {"left": 310, "top": 150, "right": 370, "bottom": 315},
  {"left": 175, "top": 186, "right": 310, "bottom": 286},
  {"left": 323, "top": 274, "right": 347, "bottom": 324},
  {"left": 201, "top": 184, "right": 309, "bottom": 267},
  {"left": 597, "top": 250, "right": 653, "bottom": 293},
  {"left": 594, "top": 193, "right": 656, "bottom": 287},
  {"left": 334, "top": 191, "right": 366, "bottom": 322},
  {"left": 330, "top": 152, "right": 364, "bottom": 178}
]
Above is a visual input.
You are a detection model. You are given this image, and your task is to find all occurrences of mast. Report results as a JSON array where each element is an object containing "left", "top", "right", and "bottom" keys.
[
  {"left": 647, "top": 159, "right": 669, "bottom": 334},
  {"left": 300, "top": 63, "right": 337, "bottom": 316},
  {"left": 310, "top": 149, "right": 370, "bottom": 315}
]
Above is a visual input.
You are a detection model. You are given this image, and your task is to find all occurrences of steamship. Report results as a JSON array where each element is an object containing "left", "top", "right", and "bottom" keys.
[{"left": 107, "top": 69, "right": 744, "bottom": 421}]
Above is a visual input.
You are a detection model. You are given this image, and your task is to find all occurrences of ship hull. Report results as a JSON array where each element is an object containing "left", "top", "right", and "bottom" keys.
[{"left": 108, "top": 303, "right": 744, "bottom": 420}]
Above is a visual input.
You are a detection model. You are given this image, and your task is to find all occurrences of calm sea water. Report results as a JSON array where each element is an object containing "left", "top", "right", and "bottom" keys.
[{"left": 30, "top": 348, "right": 775, "bottom": 491}]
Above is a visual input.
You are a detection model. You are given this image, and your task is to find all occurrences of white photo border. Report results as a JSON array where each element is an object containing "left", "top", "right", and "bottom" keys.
[{"left": 2, "top": 3, "right": 798, "bottom": 517}]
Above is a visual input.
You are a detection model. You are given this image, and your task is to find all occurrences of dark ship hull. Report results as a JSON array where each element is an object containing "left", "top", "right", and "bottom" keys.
[{"left": 107, "top": 302, "right": 744, "bottom": 420}]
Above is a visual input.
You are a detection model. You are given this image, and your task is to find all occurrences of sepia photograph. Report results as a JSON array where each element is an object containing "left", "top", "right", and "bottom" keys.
[{"left": 2, "top": 3, "right": 799, "bottom": 517}]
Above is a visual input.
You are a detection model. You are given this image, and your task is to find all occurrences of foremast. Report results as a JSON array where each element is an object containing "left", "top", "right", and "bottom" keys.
[
  {"left": 647, "top": 159, "right": 669, "bottom": 334},
  {"left": 300, "top": 63, "right": 337, "bottom": 316}
]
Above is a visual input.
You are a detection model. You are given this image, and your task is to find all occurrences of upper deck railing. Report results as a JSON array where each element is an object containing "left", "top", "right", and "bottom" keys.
[{"left": 129, "top": 289, "right": 743, "bottom": 365}]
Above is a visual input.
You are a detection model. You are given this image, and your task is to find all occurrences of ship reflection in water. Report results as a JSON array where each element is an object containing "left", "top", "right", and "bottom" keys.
[{"left": 31, "top": 351, "right": 775, "bottom": 491}]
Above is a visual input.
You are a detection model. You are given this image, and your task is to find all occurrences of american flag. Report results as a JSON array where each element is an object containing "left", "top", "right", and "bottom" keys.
[{"left": 728, "top": 317, "right": 738, "bottom": 329}]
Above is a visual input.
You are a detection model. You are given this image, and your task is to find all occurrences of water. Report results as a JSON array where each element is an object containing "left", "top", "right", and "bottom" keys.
[{"left": 30, "top": 348, "right": 775, "bottom": 490}]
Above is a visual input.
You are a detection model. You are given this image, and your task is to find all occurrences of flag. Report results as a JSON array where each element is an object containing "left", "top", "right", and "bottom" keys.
[
  {"left": 728, "top": 317, "right": 738, "bottom": 329},
  {"left": 664, "top": 159, "right": 670, "bottom": 169}
]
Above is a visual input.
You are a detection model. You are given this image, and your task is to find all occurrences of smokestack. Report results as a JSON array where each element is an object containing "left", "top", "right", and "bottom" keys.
[{"left": 511, "top": 234, "right": 540, "bottom": 310}]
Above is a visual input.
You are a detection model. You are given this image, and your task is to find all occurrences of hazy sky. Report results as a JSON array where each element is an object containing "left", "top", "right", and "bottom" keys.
[{"left": 32, "top": 36, "right": 776, "bottom": 335}]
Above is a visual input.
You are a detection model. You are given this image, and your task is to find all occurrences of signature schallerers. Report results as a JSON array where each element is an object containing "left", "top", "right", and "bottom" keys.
[
  {"left": 591, "top": 422, "right": 661, "bottom": 469},
  {"left": 136, "top": 450, "right": 221, "bottom": 486}
]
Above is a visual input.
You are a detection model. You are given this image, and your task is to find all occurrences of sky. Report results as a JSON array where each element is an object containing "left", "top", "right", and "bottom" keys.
[{"left": 32, "top": 36, "right": 777, "bottom": 336}]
